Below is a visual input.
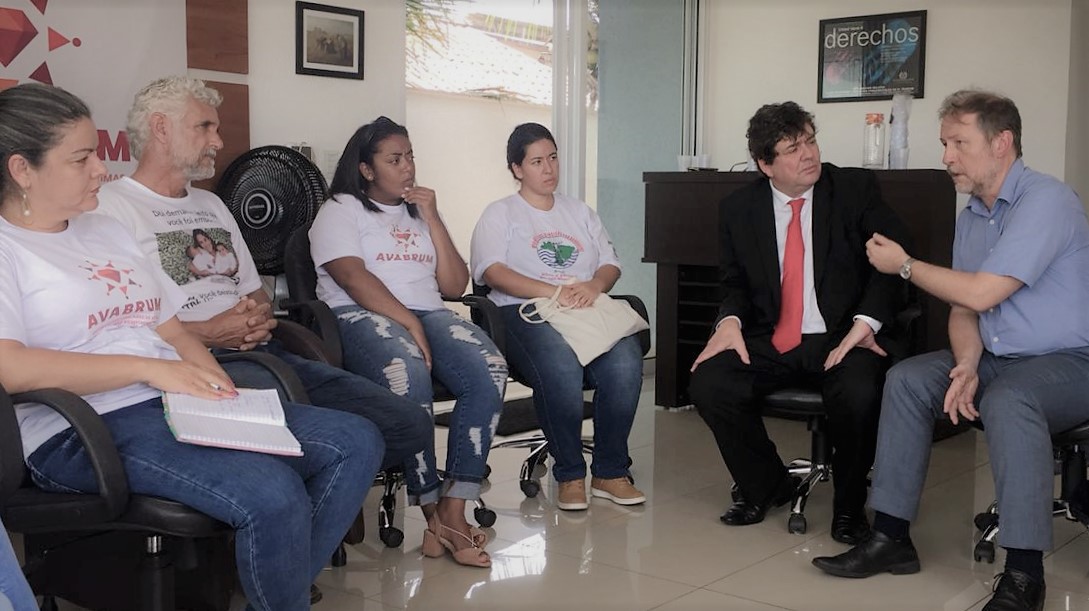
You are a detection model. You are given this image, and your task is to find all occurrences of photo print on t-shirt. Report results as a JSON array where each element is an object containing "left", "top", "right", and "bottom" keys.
[{"left": 155, "top": 227, "right": 241, "bottom": 286}]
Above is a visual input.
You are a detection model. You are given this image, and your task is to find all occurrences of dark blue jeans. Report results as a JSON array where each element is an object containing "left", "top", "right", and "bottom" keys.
[
  {"left": 220, "top": 340, "right": 433, "bottom": 471},
  {"left": 27, "top": 398, "right": 382, "bottom": 611},
  {"left": 333, "top": 306, "right": 507, "bottom": 505},
  {"left": 499, "top": 305, "right": 643, "bottom": 483}
]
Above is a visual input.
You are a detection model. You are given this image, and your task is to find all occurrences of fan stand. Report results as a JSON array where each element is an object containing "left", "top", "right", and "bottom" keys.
[{"left": 267, "top": 274, "right": 290, "bottom": 317}]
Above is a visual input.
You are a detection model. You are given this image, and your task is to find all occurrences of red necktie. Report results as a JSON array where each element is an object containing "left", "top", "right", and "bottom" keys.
[{"left": 772, "top": 198, "right": 805, "bottom": 353}]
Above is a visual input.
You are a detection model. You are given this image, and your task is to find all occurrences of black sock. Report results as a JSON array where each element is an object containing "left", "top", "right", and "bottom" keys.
[
  {"left": 872, "top": 511, "right": 910, "bottom": 541},
  {"left": 1003, "top": 548, "right": 1044, "bottom": 583}
]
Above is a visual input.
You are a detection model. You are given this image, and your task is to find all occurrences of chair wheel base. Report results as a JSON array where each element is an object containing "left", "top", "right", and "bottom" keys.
[
  {"left": 974, "top": 540, "right": 995, "bottom": 563},
  {"left": 788, "top": 513, "right": 807, "bottom": 535},
  {"left": 330, "top": 545, "right": 347, "bottom": 567},
  {"left": 520, "top": 479, "right": 541, "bottom": 498},
  {"left": 974, "top": 512, "right": 998, "bottom": 532},
  {"left": 474, "top": 507, "right": 497, "bottom": 527},
  {"left": 379, "top": 526, "right": 404, "bottom": 548}
]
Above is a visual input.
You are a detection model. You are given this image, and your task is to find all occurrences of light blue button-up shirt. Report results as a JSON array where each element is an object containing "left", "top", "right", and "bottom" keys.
[{"left": 952, "top": 159, "right": 1089, "bottom": 356}]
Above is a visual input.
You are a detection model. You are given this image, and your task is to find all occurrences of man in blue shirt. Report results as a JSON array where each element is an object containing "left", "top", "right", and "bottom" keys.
[{"left": 813, "top": 90, "right": 1089, "bottom": 611}]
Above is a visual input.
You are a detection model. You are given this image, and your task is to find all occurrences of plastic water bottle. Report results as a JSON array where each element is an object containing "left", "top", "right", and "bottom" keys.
[{"left": 862, "top": 113, "right": 886, "bottom": 169}]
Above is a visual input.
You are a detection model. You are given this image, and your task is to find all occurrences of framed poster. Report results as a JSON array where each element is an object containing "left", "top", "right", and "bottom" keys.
[
  {"left": 295, "top": 1, "right": 365, "bottom": 80},
  {"left": 818, "top": 10, "right": 926, "bottom": 103}
]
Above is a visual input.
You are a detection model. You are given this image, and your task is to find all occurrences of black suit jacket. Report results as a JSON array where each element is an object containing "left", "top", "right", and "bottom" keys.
[{"left": 716, "top": 163, "right": 910, "bottom": 345}]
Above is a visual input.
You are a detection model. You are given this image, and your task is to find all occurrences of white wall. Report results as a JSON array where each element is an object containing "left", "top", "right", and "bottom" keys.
[
  {"left": 1067, "top": 0, "right": 1089, "bottom": 205},
  {"left": 247, "top": 0, "right": 407, "bottom": 178},
  {"left": 406, "top": 89, "right": 598, "bottom": 258},
  {"left": 704, "top": 0, "right": 1073, "bottom": 180}
]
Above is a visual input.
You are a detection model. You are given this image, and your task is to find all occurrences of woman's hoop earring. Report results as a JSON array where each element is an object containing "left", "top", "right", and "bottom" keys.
[{"left": 20, "top": 190, "right": 30, "bottom": 217}]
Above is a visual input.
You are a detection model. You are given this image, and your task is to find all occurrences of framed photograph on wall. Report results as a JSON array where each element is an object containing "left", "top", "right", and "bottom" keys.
[
  {"left": 295, "top": 1, "right": 364, "bottom": 80},
  {"left": 818, "top": 10, "right": 926, "bottom": 103}
]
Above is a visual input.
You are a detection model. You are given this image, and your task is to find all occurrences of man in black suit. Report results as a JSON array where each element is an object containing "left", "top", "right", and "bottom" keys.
[{"left": 689, "top": 102, "right": 909, "bottom": 545}]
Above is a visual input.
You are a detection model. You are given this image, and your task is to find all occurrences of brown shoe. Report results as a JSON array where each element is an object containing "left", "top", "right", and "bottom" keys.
[
  {"left": 591, "top": 476, "right": 646, "bottom": 506},
  {"left": 557, "top": 479, "right": 589, "bottom": 511}
]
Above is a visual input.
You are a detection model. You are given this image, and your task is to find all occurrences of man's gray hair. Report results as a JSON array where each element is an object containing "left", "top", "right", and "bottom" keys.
[{"left": 126, "top": 76, "right": 222, "bottom": 160}]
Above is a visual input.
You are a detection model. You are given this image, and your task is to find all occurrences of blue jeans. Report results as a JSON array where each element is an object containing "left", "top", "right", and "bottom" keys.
[
  {"left": 870, "top": 348, "right": 1089, "bottom": 551},
  {"left": 500, "top": 305, "right": 643, "bottom": 483},
  {"left": 26, "top": 398, "right": 382, "bottom": 611},
  {"left": 333, "top": 306, "right": 506, "bottom": 505},
  {"left": 0, "top": 518, "right": 36, "bottom": 611},
  {"left": 220, "top": 340, "right": 432, "bottom": 471}
]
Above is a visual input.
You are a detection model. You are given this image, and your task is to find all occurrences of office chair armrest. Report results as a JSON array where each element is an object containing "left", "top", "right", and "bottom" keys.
[
  {"left": 612, "top": 294, "right": 652, "bottom": 357},
  {"left": 215, "top": 351, "right": 310, "bottom": 404},
  {"left": 280, "top": 299, "right": 343, "bottom": 367},
  {"left": 5, "top": 387, "right": 129, "bottom": 518},
  {"left": 445, "top": 294, "right": 506, "bottom": 355},
  {"left": 272, "top": 318, "right": 338, "bottom": 367},
  {"left": 895, "top": 304, "right": 922, "bottom": 333}
]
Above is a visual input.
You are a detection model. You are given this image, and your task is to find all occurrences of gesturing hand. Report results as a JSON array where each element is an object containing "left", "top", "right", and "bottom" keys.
[
  {"left": 865, "top": 232, "right": 910, "bottom": 275},
  {"left": 824, "top": 319, "right": 887, "bottom": 370},
  {"left": 691, "top": 318, "right": 749, "bottom": 371},
  {"left": 943, "top": 362, "right": 980, "bottom": 425}
]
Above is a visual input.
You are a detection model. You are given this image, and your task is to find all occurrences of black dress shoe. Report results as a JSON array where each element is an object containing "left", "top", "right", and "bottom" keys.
[
  {"left": 812, "top": 530, "right": 920, "bottom": 578},
  {"left": 831, "top": 511, "right": 871, "bottom": 545},
  {"left": 311, "top": 583, "right": 323, "bottom": 604},
  {"left": 982, "top": 569, "right": 1045, "bottom": 611},
  {"left": 720, "top": 475, "right": 799, "bottom": 526}
]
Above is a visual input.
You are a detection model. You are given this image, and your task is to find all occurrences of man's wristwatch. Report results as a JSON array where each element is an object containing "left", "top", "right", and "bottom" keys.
[{"left": 899, "top": 257, "right": 916, "bottom": 280}]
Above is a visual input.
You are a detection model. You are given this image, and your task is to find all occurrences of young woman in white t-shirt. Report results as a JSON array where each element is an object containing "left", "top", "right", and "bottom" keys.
[
  {"left": 0, "top": 84, "right": 382, "bottom": 611},
  {"left": 470, "top": 123, "right": 646, "bottom": 512},
  {"left": 310, "top": 116, "right": 506, "bottom": 568}
]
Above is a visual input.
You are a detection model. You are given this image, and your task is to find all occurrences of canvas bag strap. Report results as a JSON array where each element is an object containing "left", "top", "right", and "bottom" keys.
[{"left": 518, "top": 285, "right": 571, "bottom": 324}]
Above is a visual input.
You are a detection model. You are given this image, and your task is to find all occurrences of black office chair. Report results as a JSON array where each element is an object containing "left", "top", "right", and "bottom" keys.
[
  {"left": 0, "top": 386, "right": 233, "bottom": 611},
  {"left": 971, "top": 419, "right": 1089, "bottom": 563},
  {"left": 0, "top": 352, "right": 315, "bottom": 611},
  {"left": 744, "top": 302, "right": 922, "bottom": 536},
  {"left": 280, "top": 225, "right": 500, "bottom": 548},
  {"left": 472, "top": 283, "right": 652, "bottom": 498}
]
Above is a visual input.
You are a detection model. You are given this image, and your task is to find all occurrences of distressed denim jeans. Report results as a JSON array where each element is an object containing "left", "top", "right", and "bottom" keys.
[
  {"left": 333, "top": 306, "right": 507, "bottom": 505},
  {"left": 26, "top": 398, "right": 381, "bottom": 611}
]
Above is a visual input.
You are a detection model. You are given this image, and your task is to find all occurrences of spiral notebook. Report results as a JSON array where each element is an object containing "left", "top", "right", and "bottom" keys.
[{"left": 163, "top": 388, "right": 303, "bottom": 456}]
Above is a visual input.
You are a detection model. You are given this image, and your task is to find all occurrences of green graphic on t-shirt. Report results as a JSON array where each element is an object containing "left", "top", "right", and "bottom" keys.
[{"left": 540, "top": 241, "right": 576, "bottom": 267}]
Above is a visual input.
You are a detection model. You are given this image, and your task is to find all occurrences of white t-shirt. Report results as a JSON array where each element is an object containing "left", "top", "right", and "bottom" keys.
[
  {"left": 0, "top": 213, "right": 186, "bottom": 458},
  {"left": 94, "top": 177, "right": 263, "bottom": 321},
  {"left": 470, "top": 193, "right": 622, "bottom": 307},
  {"left": 310, "top": 194, "right": 444, "bottom": 311}
]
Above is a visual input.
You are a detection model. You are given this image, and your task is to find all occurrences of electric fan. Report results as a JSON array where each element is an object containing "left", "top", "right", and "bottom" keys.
[{"left": 215, "top": 145, "right": 328, "bottom": 278}]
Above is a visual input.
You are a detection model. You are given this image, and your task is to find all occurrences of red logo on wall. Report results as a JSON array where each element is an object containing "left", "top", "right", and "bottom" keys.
[{"left": 0, "top": 1, "right": 81, "bottom": 90}]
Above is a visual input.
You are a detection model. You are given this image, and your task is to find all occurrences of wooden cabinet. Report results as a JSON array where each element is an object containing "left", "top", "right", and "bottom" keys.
[{"left": 644, "top": 170, "right": 956, "bottom": 407}]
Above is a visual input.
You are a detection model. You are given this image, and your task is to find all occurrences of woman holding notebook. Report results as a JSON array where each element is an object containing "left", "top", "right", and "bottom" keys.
[{"left": 0, "top": 83, "right": 382, "bottom": 611}]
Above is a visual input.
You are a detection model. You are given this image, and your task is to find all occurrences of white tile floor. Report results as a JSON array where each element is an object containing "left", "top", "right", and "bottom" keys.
[{"left": 49, "top": 375, "right": 1089, "bottom": 610}]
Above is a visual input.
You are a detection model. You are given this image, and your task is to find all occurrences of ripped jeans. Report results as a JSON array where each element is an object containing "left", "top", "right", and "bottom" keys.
[{"left": 333, "top": 305, "right": 507, "bottom": 505}]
